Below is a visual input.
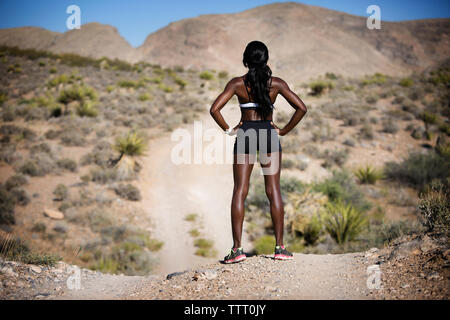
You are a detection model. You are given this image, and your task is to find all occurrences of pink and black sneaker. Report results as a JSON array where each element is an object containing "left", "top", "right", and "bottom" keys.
[
  {"left": 223, "top": 247, "right": 246, "bottom": 264},
  {"left": 274, "top": 245, "right": 293, "bottom": 260}
]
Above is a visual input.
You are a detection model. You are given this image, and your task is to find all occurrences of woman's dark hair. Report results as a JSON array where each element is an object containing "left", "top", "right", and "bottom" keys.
[{"left": 242, "top": 40, "right": 273, "bottom": 119}]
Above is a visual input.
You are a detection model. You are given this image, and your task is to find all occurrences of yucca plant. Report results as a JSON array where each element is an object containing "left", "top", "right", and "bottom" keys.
[
  {"left": 57, "top": 84, "right": 97, "bottom": 115},
  {"left": 354, "top": 165, "right": 384, "bottom": 184},
  {"left": 113, "top": 131, "right": 147, "bottom": 180},
  {"left": 322, "top": 200, "right": 368, "bottom": 245}
]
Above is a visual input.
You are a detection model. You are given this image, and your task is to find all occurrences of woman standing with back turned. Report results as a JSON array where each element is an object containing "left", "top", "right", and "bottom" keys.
[{"left": 210, "top": 40, "right": 307, "bottom": 263}]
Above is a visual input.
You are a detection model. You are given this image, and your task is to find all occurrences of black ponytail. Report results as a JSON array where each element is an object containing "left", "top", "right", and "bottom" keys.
[{"left": 243, "top": 41, "right": 273, "bottom": 120}]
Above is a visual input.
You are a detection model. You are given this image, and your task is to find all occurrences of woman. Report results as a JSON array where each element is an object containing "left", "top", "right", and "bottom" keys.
[{"left": 210, "top": 40, "right": 307, "bottom": 263}]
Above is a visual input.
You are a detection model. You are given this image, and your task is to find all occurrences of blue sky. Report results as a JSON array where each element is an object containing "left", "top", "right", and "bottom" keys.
[{"left": 0, "top": 0, "right": 449, "bottom": 47}]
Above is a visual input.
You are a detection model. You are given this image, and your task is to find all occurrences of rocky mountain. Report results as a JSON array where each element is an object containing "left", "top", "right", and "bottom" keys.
[
  {"left": 0, "top": 23, "right": 136, "bottom": 62},
  {"left": 137, "top": 2, "right": 450, "bottom": 80},
  {"left": 1, "top": 2, "right": 449, "bottom": 81}
]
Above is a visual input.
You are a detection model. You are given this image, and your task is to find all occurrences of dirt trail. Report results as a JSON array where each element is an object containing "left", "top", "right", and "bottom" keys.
[{"left": 54, "top": 252, "right": 372, "bottom": 300}]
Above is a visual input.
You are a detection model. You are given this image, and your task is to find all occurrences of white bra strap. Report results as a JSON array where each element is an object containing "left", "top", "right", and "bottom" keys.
[{"left": 239, "top": 102, "right": 259, "bottom": 108}]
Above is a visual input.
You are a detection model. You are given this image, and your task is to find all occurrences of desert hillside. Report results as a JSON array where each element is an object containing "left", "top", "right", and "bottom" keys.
[
  {"left": 0, "top": 23, "right": 136, "bottom": 62},
  {"left": 0, "top": 2, "right": 449, "bottom": 81},
  {"left": 0, "top": 44, "right": 448, "bottom": 283}
]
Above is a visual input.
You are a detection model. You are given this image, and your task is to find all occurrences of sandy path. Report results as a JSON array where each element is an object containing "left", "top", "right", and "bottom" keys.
[{"left": 53, "top": 252, "right": 372, "bottom": 300}]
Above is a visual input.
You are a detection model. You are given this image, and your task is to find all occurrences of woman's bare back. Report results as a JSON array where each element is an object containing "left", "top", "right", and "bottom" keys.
[{"left": 236, "top": 75, "right": 282, "bottom": 121}]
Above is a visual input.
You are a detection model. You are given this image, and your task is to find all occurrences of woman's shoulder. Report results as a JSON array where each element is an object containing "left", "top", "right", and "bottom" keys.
[
  {"left": 269, "top": 76, "right": 288, "bottom": 90},
  {"left": 270, "top": 76, "right": 285, "bottom": 85},
  {"left": 226, "top": 76, "right": 245, "bottom": 86}
]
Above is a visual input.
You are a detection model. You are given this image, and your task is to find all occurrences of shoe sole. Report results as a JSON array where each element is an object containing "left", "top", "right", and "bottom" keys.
[
  {"left": 274, "top": 254, "right": 293, "bottom": 260},
  {"left": 223, "top": 254, "right": 246, "bottom": 264}
]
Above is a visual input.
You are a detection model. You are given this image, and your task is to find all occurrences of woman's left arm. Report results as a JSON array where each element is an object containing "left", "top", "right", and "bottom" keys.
[{"left": 209, "top": 78, "right": 238, "bottom": 131}]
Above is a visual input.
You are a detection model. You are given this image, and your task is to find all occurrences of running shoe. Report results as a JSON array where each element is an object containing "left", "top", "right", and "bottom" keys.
[
  {"left": 274, "top": 245, "right": 293, "bottom": 260},
  {"left": 223, "top": 247, "right": 246, "bottom": 264}
]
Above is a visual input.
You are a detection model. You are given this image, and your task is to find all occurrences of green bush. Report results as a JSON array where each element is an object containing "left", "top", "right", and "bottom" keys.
[
  {"left": 5, "top": 174, "right": 28, "bottom": 190},
  {"left": 325, "top": 72, "right": 338, "bottom": 80},
  {"left": 7, "top": 63, "right": 22, "bottom": 73},
  {"left": 355, "top": 165, "right": 383, "bottom": 184},
  {"left": 0, "top": 236, "right": 61, "bottom": 266},
  {"left": 419, "top": 111, "right": 438, "bottom": 133},
  {"left": 428, "top": 67, "right": 450, "bottom": 86},
  {"left": 194, "top": 238, "right": 216, "bottom": 257},
  {"left": 313, "top": 169, "right": 372, "bottom": 212},
  {"left": 218, "top": 71, "right": 228, "bottom": 79},
  {"left": 189, "top": 229, "right": 200, "bottom": 237},
  {"left": 303, "top": 214, "right": 323, "bottom": 246},
  {"left": 31, "top": 222, "right": 47, "bottom": 233},
  {"left": 361, "top": 73, "right": 387, "bottom": 86},
  {"left": 56, "top": 158, "right": 78, "bottom": 172},
  {"left": 89, "top": 168, "right": 119, "bottom": 184},
  {"left": 321, "top": 148, "right": 349, "bottom": 168},
  {"left": 199, "top": 71, "right": 214, "bottom": 80},
  {"left": 47, "top": 74, "right": 70, "bottom": 88},
  {"left": 359, "top": 124, "right": 374, "bottom": 140},
  {"left": 382, "top": 118, "right": 399, "bottom": 134},
  {"left": 77, "top": 101, "right": 98, "bottom": 117},
  {"left": 185, "top": 213, "right": 198, "bottom": 222},
  {"left": 365, "top": 95, "right": 379, "bottom": 104},
  {"left": 309, "top": 80, "right": 334, "bottom": 96},
  {"left": 58, "top": 84, "right": 97, "bottom": 104},
  {"left": 0, "top": 186, "right": 16, "bottom": 225},
  {"left": 174, "top": 65, "right": 184, "bottom": 73},
  {"left": 158, "top": 83, "right": 173, "bottom": 93},
  {"left": 53, "top": 184, "right": 69, "bottom": 201},
  {"left": 322, "top": 200, "right": 368, "bottom": 244},
  {"left": 360, "top": 220, "right": 424, "bottom": 248},
  {"left": 117, "top": 79, "right": 145, "bottom": 89},
  {"left": 113, "top": 184, "right": 141, "bottom": 201},
  {"left": 114, "top": 131, "right": 147, "bottom": 157},
  {"left": 384, "top": 151, "right": 448, "bottom": 191},
  {"left": 399, "top": 78, "right": 414, "bottom": 87},
  {"left": 0, "top": 92, "right": 7, "bottom": 106},
  {"left": 19, "top": 154, "right": 56, "bottom": 176},
  {"left": 253, "top": 235, "right": 276, "bottom": 255},
  {"left": 138, "top": 93, "right": 152, "bottom": 101}
]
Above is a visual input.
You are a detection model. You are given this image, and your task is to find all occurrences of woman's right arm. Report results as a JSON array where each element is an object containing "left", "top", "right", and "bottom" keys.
[
  {"left": 209, "top": 78, "right": 238, "bottom": 131},
  {"left": 273, "top": 77, "right": 307, "bottom": 136}
]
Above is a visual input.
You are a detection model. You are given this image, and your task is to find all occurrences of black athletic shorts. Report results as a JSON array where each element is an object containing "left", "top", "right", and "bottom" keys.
[{"left": 233, "top": 120, "right": 282, "bottom": 155}]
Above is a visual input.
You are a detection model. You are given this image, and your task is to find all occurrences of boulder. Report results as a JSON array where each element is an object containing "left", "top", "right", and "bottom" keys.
[{"left": 43, "top": 208, "right": 64, "bottom": 220}]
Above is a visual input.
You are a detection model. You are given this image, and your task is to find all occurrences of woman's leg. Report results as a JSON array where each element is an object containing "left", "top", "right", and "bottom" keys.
[
  {"left": 261, "top": 151, "right": 284, "bottom": 246},
  {"left": 231, "top": 154, "right": 255, "bottom": 248}
]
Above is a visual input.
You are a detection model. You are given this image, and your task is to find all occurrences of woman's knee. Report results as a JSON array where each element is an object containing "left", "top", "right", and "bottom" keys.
[
  {"left": 265, "top": 185, "right": 279, "bottom": 199},
  {"left": 233, "top": 184, "right": 250, "bottom": 199}
]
